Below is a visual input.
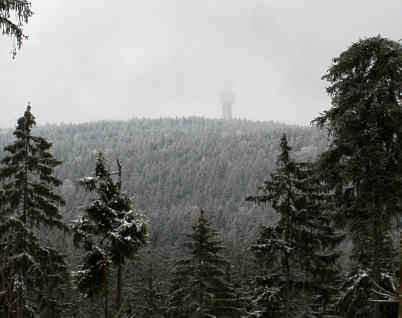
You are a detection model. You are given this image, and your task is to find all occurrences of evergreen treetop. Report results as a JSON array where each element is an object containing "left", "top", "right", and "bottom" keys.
[
  {"left": 0, "top": 105, "right": 70, "bottom": 317},
  {"left": 168, "top": 210, "right": 245, "bottom": 318},
  {"left": 72, "top": 153, "right": 147, "bottom": 306},
  {"left": 0, "top": 104, "right": 67, "bottom": 231},
  {"left": 246, "top": 134, "right": 342, "bottom": 318},
  {"left": 313, "top": 36, "right": 402, "bottom": 232}
]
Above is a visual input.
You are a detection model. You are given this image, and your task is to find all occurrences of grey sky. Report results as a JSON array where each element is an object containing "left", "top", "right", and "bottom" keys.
[{"left": 1, "top": 0, "right": 401, "bottom": 128}]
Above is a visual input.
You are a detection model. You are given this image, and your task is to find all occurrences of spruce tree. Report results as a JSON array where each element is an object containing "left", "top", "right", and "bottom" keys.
[
  {"left": 0, "top": 0, "right": 33, "bottom": 58},
  {"left": 246, "top": 135, "right": 342, "bottom": 318},
  {"left": 0, "top": 105, "right": 70, "bottom": 317},
  {"left": 168, "top": 210, "right": 246, "bottom": 318},
  {"left": 120, "top": 262, "right": 167, "bottom": 318},
  {"left": 72, "top": 153, "right": 147, "bottom": 317},
  {"left": 312, "top": 36, "right": 402, "bottom": 318}
]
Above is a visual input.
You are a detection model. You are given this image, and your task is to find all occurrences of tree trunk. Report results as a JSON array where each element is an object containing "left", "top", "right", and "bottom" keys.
[
  {"left": 370, "top": 234, "right": 380, "bottom": 318},
  {"left": 117, "top": 268, "right": 122, "bottom": 309},
  {"left": 284, "top": 193, "right": 291, "bottom": 318},
  {"left": 116, "top": 159, "right": 123, "bottom": 310},
  {"left": 398, "top": 231, "right": 402, "bottom": 318},
  {"left": 104, "top": 242, "right": 109, "bottom": 318},
  {"left": 284, "top": 254, "right": 290, "bottom": 318},
  {"left": 22, "top": 136, "right": 28, "bottom": 225}
]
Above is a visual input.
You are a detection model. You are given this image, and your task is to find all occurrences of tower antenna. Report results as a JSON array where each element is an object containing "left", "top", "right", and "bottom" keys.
[{"left": 219, "top": 88, "right": 234, "bottom": 120}]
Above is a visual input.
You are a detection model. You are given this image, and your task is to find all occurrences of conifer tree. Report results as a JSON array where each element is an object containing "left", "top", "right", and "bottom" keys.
[
  {"left": 120, "top": 262, "right": 167, "bottom": 318},
  {"left": 313, "top": 36, "right": 402, "bottom": 318},
  {"left": 72, "top": 153, "right": 147, "bottom": 317},
  {"left": 246, "top": 135, "right": 342, "bottom": 318},
  {"left": 0, "top": 105, "right": 70, "bottom": 317},
  {"left": 0, "top": 0, "right": 33, "bottom": 58},
  {"left": 168, "top": 210, "right": 246, "bottom": 318}
]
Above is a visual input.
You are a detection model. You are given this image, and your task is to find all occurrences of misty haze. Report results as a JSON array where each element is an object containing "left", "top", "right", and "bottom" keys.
[{"left": 0, "top": 1, "right": 401, "bottom": 317}]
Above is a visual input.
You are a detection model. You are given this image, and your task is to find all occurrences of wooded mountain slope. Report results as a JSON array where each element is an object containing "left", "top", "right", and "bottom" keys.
[{"left": 0, "top": 117, "right": 327, "bottom": 254}]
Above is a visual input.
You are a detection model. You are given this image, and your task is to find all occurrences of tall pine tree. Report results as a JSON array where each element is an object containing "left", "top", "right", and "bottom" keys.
[
  {"left": 168, "top": 210, "right": 246, "bottom": 318},
  {"left": 246, "top": 135, "right": 342, "bottom": 318},
  {"left": 72, "top": 153, "right": 147, "bottom": 317},
  {"left": 313, "top": 36, "right": 402, "bottom": 318},
  {"left": 0, "top": 105, "right": 70, "bottom": 317}
]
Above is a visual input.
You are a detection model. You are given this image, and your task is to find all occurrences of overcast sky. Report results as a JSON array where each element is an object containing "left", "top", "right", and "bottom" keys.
[{"left": 1, "top": 0, "right": 401, "bottom": 128}]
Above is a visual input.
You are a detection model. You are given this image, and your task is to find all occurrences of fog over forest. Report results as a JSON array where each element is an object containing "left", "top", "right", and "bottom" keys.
[
  {"left": 1, "top": 1, "right": 402, "bottom": 128},
  {"left": 1, "top": 1, "right": 401, "bottom": 317}
]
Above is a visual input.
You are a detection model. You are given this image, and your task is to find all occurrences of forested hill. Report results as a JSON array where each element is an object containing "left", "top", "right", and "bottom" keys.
[{"left": 0, "top": 117, "right": 327, "bottom": 249}]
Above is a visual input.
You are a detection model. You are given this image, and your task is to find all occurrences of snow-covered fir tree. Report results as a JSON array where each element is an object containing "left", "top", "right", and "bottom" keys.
[
  {"left": 168, "top": 210, "right": 246, "bottom": 318},
  {"left": 313, "top": 36, "right": 402, "bottom": 318},
  {"left": 72, "top": 152, "right": 147, "bottom": 317},
  {"left": 0, "top": 105, "right": 70, "bottom": 317},
  {"left": 246, "top": 134, "right": 342, "bottom": 318}
]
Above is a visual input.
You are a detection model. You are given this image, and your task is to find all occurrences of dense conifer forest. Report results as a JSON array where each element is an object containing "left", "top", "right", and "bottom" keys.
[
  {"left": 1, "top": 36, "right": 401, "bottom": 318},
  {"left": 0, "top": 116, "right": 329, "bottom": 317},
  {"left": 0, "top": 117, "right": 326, "bottom": 246}
]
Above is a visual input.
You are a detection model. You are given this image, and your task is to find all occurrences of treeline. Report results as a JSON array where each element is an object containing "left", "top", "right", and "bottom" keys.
[{"left": 0, "top": 36, "right": 401, "bottom": 318}]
